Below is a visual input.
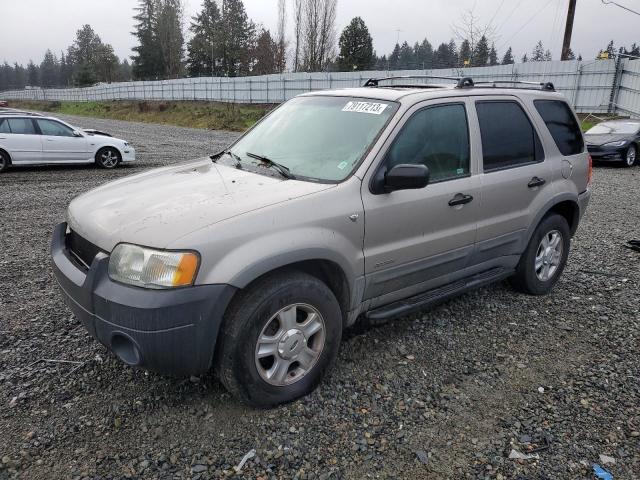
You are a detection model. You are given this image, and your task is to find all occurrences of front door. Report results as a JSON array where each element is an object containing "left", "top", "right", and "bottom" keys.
[
  {"left": 35, "top": 118, "right": 88, "bottom": 162},
  {"left": 361, "top": 99, "right": 480, "bottom": 306}
]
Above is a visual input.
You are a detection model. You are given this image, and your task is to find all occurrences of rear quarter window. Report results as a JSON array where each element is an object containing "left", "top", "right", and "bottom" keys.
[
  {"left": 0, "top": 119, "right": 9, "bottom": 134},
  {"left": 534, "top": 100, "right": 584, "bottom": 156}
]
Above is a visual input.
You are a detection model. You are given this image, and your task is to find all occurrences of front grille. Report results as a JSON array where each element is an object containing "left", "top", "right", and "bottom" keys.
[{"left": 66, "top": 230, "right": 103, "bottom": 269}]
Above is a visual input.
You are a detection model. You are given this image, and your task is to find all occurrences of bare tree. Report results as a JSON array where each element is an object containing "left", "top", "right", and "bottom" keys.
[
  {"left": 293, "top": 0, "right": 304, "bottom": 71},
  {"left": 300, "top": 0, "right": 337, "bottom": 71},
  {"left": 276, "top": 0, "right": 287, "bottom": 72},
  {"left": 451, "top": 8, "right": 496, "bottom": 64}
]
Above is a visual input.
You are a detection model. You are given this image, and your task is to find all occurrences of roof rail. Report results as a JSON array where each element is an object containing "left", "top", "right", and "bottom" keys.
[
  {"left": 364, "top": 75, "right": 474, "bottom": 88},
  {"left": 470, "top": 80, "right": 556, "bottom": 92}
]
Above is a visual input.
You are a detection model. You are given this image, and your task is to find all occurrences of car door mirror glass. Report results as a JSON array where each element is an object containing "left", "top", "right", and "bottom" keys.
[{"left": 384, "top": 164, "right": 430, "bottom": 192}]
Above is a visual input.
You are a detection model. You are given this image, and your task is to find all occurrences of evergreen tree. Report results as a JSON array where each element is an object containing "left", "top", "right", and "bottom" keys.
[
  {"left": 220, "top": 0, "right": 255, "bottom": 77},
  {"left": 156, "top": 0, "right": 184, "bottom": 78},
  {"left": 40, "top": 50, "right": 60, "bottom": 87},
  {"left": 565, "top": 48, "right": 576, "bottom": 60},
  {"left": 337, "top": 17, "right": 373, "bottom": 71},
  {"left": 59, "top": 52, "right": 74, "bottom": 86},
  {"left": 398, "top": 41, "right": 414, "bottom": 69},
  {"left": 502, "top": 46, "right": 514, "bottom": 65},
  {"left": 13, "top": 63, "right": 26, "bottom": 89},
  {"left": 521, "top": 53, "right": 528, "bottom": 63},
  {"left": 187, "top": 0, "right": 222, "bottom": 76},
  {"left": 531, "top": 41, "right": 546, "bottom": 62},
  {"left": 132, "top": 0, "right": 162, "bottom": 80},
  {"left": 252, "top": 29, "right": 278, "bottom": 75},
  {"left": 27, "top": 61, "right": 39, "bottom": 86},
  {"left": 414, "top": 39, "right": 434, "bottom": 69},
  {"left": 459, "top": 39, "right": 471, "bottom": 67},
  {"left": 544, "top": 49, "right": 552, "bottom": 61},
  {"left": 388, "top": 43, "right": 401, "bottom": 69},
  {"left": 488, "top": 43, "right": 498, "bottom": 66},
  {"left": 472, "top": 35, "right": 489, "bottom": 66}
]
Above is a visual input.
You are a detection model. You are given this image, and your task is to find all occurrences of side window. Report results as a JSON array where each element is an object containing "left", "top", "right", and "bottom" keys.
[
  {"left": 384, "top": 103, "right": 470, "bottom": 183},
  {"left": 476, "top": 101, "right": 544, "bottom": 172},
  {"left": 534, "top": 100, "right": 584, "bottom": 156},
  {"left": 0, "top": 119, "right": 10, "bottom": 134},
  {"left": 36, "top": 119, "right": 75, "bottom": 137},
  {"left": 6, "top": 118, "right": 37, "bottom": 135}
]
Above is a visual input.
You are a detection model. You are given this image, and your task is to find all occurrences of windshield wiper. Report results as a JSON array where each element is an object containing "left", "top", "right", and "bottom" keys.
[
  {"left": 211, "top": 150, "right": 243, "bottom": 169},
  {"left": 246, "top": 152, "right": 295, "bottom": 179}
]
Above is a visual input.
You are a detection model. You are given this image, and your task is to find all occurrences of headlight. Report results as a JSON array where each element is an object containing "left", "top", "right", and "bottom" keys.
[
  {"left": 603, "top": 140, "right": 627, "bottom": 147},
  {"left": 108, "top": 244, "right": 200, "bottom": 289}
]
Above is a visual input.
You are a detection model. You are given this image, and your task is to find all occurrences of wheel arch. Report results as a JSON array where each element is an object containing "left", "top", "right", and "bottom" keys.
[
  {"left": 0, "top": 147, "right": 12, "bottom": 165},
  {"left": 230, "top": 258, "right": 353, "bottom": 327},
  {"left": 525, "top": 194, "right": 580, "bottom": 249}
]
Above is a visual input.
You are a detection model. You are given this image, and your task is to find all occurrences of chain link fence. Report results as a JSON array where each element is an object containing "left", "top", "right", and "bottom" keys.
[{"left": 1, "top": 59, "right": 639, "bottom": 117}]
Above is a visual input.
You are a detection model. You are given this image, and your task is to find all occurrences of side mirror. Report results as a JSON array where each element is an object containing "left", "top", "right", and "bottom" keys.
[
  {"left": 383, "top": 164, "right": 430, "bottom": 192},
  {"left": 72, "top": 130, "right": 83, "bottom": 137}
]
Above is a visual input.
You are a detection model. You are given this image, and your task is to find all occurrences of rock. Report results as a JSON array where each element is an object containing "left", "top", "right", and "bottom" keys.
[
  {"left": 415, "top": 450, "right": 429, "bottom": 464},
  {"left": 191, "top": 464, "right": 208, "bottom": 473},
  {"left": 537, "top": 387, "right": 545, "bottom": 394},
  {"left": 599, "top": 454, "right": 616, "bottom": 465}
]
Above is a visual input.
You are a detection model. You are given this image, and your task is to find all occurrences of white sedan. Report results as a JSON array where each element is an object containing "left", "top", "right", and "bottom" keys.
[{"left": 0, "top": 113, "right": 135, "bottom": 173}]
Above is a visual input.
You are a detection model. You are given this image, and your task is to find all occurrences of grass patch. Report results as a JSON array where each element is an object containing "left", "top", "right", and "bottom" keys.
[{"left": 9, "top": 100, "right": 274, "bottom": 132}]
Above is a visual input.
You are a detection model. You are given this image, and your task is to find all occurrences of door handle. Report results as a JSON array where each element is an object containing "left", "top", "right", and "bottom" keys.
[
  {"left": 448, "top": 193, "right": 474, "bottom": 207},
  {"left": 528, "top": 176, "right": 546, "bottom": 188},
  {"left": 45, "top": 139, "right": 55, "bottom": 142}
]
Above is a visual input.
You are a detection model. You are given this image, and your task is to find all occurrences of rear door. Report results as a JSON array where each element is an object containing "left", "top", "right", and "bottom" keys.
[
  {"left": 0, "top": 117, "right": 42, "bottom": 163},
  {"left": 471, "top": 97, "right": 553, "bottom": 265},
  {"left": 35, "top": 119, "right": 89, "bottom": 162}
]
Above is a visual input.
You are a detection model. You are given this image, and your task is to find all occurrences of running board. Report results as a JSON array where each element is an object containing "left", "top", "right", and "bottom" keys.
[{"left": 365, "top": 267, "right": 513, "bottom": 323}]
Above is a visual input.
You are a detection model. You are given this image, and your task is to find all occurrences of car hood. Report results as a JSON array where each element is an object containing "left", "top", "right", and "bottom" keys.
[
  {"left": 584, "top": 133, "right": 631, "bottom": 146},
  {"left": 67, "top": 158, "right": 333, "bottom": 252}
]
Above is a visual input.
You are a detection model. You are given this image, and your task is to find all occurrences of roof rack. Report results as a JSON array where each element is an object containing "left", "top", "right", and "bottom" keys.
[
  {"left": 363, "top": 76, "right": 474, "bottom": 88},
  {"left": 0, "top": 110, "right": 43, "bottom": 116},
  {"left": 471, "top": 80, "right": 556, "bottom": 92},
  {"left": 363, "top": 76, "right": 555, "bottom": 92}
]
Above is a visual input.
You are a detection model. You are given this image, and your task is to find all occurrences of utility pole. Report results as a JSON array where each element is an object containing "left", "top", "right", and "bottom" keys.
[{"left": 561, "top": 0, "right": 577, "bottom": 60}]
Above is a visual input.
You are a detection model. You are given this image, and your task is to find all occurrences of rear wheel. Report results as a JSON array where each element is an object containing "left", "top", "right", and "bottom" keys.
[
  {"left": 216, "top": 271, "right": 342, "bottom": 408},
  {"left": 624, "top": 144, "right": 636, "bottom": 168},
  {"left": 0, "top": 150, "right": 10, "bottom": 173},
  {"left": 510, "top": 214, "right": 570, "bottom": 295},
  {"left": 95, "top": 147, "right": 121, "bottom": 169}
]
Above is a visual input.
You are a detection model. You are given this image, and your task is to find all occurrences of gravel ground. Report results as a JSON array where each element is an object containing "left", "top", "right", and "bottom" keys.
[{"left": 1, "top": 115, "right": 639, "bottom": 480}]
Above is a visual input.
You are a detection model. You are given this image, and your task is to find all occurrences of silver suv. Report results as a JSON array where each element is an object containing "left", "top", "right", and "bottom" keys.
[{"left": 51, "top": 76, "right": 591, "bottom": 407}]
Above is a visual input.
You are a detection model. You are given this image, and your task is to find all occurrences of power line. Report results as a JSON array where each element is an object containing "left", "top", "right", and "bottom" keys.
[
  {"left": 601, "top": 0, "right": 640, "bottom": 16},
  {"left": 498, "top": 0, "right": 556, "bottom": 51}
]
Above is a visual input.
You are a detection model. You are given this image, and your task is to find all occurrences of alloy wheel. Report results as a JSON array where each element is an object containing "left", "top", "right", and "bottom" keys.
[
  {"left": 100, "top": 149, "right": 119, "bottom": 168},
  {"left": 254, "top": 303, "right": 326, "bottom": 386},
  {"left": 626, "top": 146, "right": 636, "bottom": 167},
  {"left": 535, "top": 230, "right": 563, "bottom": 282}
]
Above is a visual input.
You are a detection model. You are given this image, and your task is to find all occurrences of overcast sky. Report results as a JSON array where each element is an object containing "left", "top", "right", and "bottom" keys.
[{"left": 1, "top": 0, "right": 638, "bottom": 66}]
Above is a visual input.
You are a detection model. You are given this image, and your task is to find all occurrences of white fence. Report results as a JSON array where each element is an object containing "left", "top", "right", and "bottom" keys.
[{"left": 2, "top": 59, "right": 639, "bottom": 117}]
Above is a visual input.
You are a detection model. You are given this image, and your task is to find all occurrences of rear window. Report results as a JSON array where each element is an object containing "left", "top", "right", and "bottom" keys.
[
  {"left": 0, "top": 119, "right": 9, "bottom": 134},
  {"left": 534, "top": 100, "right": 584, "bottom": 156},
  {"left": 7, "top": 118, "right": 36, "bottom": 135},
  {"left": 476, "top": 101, "right": 544, "bottom": 171}
]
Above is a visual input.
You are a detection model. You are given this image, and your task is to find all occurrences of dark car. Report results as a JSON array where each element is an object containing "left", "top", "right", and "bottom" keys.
[
  {"left": 0, "top": 101, "right": 8, "bottom": 108},
  {"left": 585, "top": 119, "right": 640, "bottom": 167}
]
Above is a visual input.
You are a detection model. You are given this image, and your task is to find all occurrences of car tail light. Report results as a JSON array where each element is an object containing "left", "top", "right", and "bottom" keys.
[{"left": 587, "top": 154, "right": 593, "bottom": 186}]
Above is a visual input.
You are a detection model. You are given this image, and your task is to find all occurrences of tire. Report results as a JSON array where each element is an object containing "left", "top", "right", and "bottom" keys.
[
  {"left": 215, "top": 270, "right": 342, "bottom": 408},
  {"left": 95, "top": 147, "right": 121, "bottom": 169},
  {"left": 623, "top": 144, "right": 637, "bottom": 168},
  {"left": 510, "top": 213, "right": 571, "bottom": 295},
  {"left": 0, "top": 150, "right": 10, "bottom": 173}
]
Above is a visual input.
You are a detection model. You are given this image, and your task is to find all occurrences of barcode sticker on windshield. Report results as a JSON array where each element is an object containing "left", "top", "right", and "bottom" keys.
[{"left": 342, "top": 101, "right": 388, "bottom": 115}]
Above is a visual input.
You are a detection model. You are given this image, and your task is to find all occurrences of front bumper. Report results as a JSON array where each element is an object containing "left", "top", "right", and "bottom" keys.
[
  {"left": 50, "top": 223, "right": 236, "bottom": 376},
  {"left": 122, "top": 147, "right": 136, "bottom": 162},
  {"left": 587, "top": 145, "right": 625, "bottom": 162}
]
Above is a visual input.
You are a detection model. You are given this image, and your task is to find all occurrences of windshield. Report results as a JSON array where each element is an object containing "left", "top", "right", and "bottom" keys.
[
  {"left": 586, "top": 122, "right": 640, "bottom": 135},
  {"left": 229, "top": 96, "right": 397, "bottom": 182}
]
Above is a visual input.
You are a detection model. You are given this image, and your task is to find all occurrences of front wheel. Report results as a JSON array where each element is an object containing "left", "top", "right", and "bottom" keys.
[
  {"left": 216, "top": 271, "right": 342, "bottom": 408},
  {"left": 510, "top": 214, "right": 570, "bottom": 295},
  {"left": 95, "top": 147, "right": 121, "bottom": 169},
  {"left": 623, "top": 144, "right": 637, "bottom": 168}
]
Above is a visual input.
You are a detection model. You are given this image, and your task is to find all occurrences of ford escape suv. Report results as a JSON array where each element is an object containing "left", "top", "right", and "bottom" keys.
[{"left": 51, "top": 76, "right": 591, "bottom": 407}]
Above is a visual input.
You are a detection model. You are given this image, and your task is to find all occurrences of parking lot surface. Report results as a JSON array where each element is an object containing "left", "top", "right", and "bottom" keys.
[{"left": 1, "top": 115, "right": 639, "bottom": 479}]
